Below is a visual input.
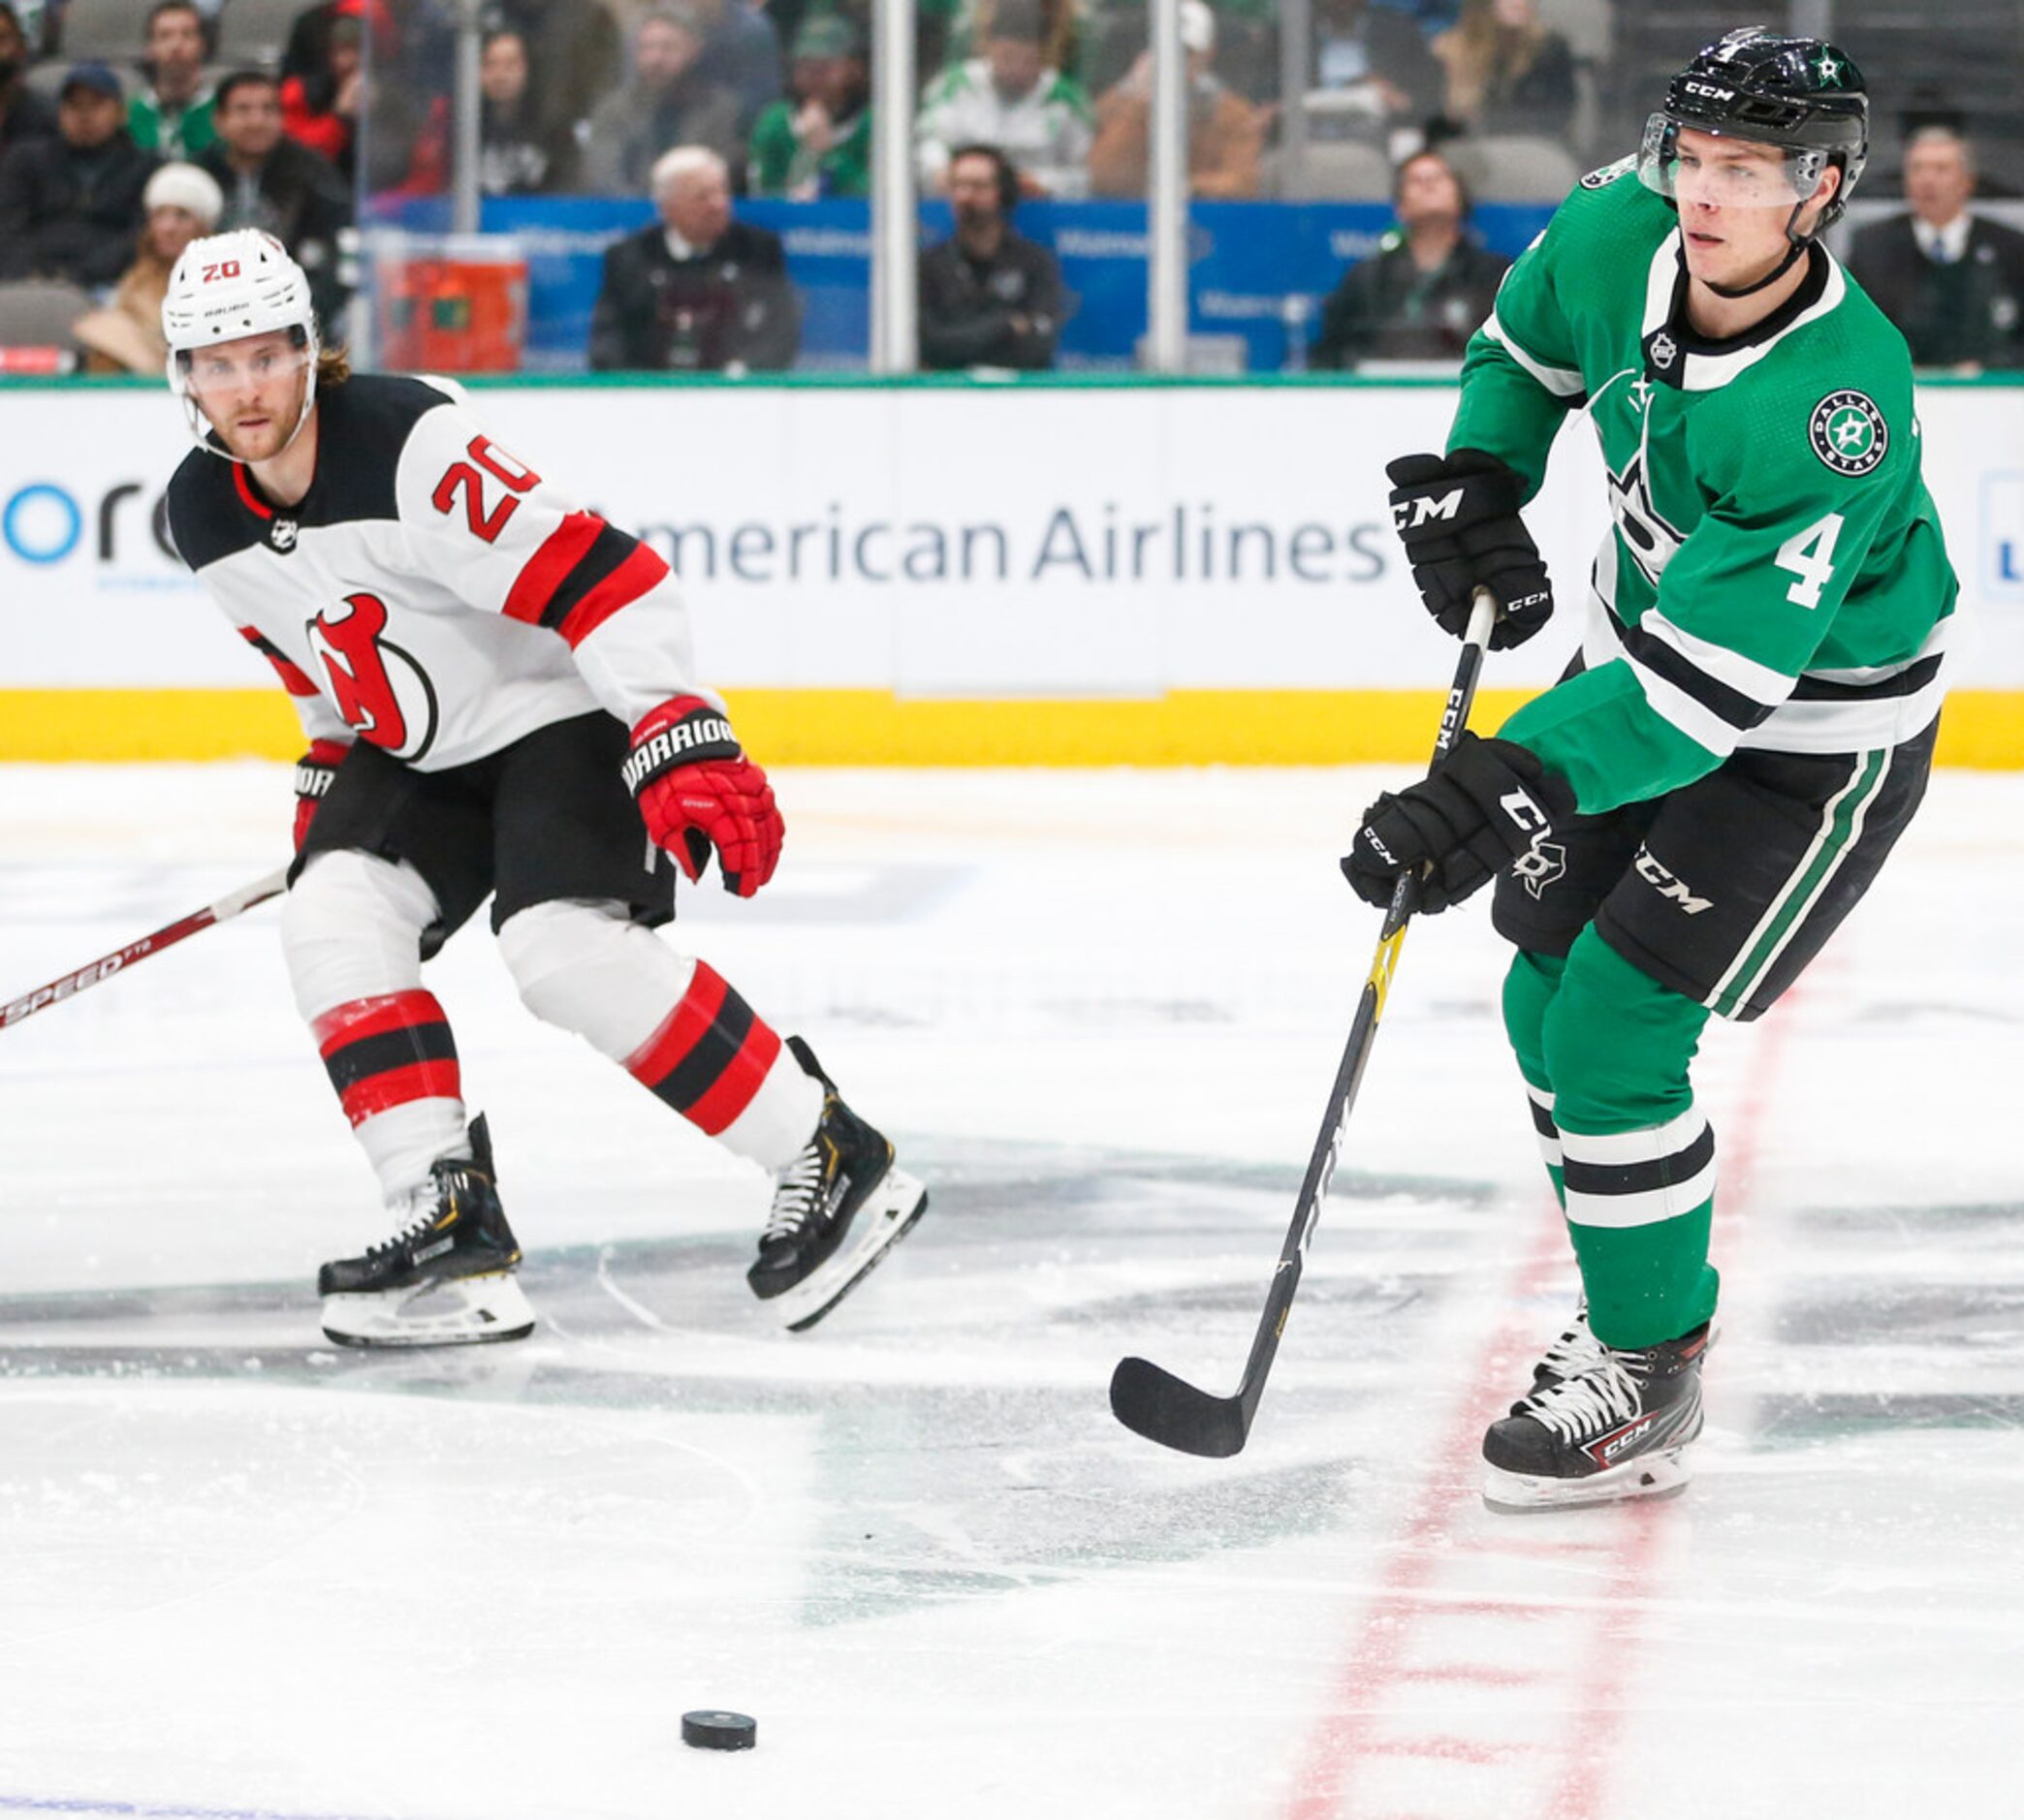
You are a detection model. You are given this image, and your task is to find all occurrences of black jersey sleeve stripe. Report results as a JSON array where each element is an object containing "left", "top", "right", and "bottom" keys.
[
  {"left": 1791, "top": 653, "right": 1945, "bottom": 702},
  {"left": 1606, "top": 604, "right": 1778, "bottom": 732},
  {"left": 534, "top": 522, "right": 643, "bottom": 634}
]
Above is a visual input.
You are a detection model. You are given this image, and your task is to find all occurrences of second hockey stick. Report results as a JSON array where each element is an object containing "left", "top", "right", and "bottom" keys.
[
  {"left": 1, "top": 865, "right": 291, "bottom": 1033},
  {"left": 1109, "top": 587, "right": 1501, "bottom": 1458}
]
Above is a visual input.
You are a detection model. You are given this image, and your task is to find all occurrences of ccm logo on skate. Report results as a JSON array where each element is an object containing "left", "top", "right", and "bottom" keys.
[
  {"left": 1633, "top": 844, "right": 1713, "bottom": 914},
  {"left": 4, "top": 955, "right": 127, "bottom": 1024},
  {"left": 1591, "top": 1415, "right": 1654, "bottom": 1463},
  {"left": 1393, "top": 488, "right": 1464, "bottom": 530}
]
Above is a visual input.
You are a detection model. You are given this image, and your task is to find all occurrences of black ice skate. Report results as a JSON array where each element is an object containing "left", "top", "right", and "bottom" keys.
[
  {"left": 1481, "top": 1321, "right": 1710, "bottom": 1513},
  {"left": 747, "top": 1038, "right": 928, "bottom": 1332},
  {"left": 318, "top": 1115, "right": 536, "bottom": 1348}
]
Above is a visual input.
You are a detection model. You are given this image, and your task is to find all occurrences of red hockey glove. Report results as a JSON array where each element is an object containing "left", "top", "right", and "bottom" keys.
[
  {"left": 293, "top": 739, "right": 350, "bottom": 851},
  {"left": 622, "top": 696, "right": 783, "bottom": 897}
]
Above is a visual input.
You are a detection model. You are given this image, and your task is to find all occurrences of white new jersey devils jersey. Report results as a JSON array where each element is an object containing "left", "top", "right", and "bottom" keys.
[{"left": 167, "top": 374, "right": 712, "bottom": 769}]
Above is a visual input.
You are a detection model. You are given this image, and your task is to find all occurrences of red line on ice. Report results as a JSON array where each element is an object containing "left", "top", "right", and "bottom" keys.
[{"left": 1281, "top": 980, "right": 1806, "bottom": 1820}]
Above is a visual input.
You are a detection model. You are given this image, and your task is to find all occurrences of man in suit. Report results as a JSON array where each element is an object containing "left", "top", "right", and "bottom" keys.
[
  {"left": 588, "top": 143, "right": 800, "bottom": 372},
  {"left": 1849, "top": 126, "right": 2024, "bottom": 370}
]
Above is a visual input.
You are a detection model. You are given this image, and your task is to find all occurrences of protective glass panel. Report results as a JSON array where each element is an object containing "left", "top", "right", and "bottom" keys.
[{"left": 352, "top": 1, "right": 867, "bottom": 372}]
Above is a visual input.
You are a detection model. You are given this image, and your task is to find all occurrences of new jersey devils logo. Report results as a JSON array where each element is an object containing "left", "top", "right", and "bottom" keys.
[{"left": 306, "top": 592, "right": 439, "bottom": 761}]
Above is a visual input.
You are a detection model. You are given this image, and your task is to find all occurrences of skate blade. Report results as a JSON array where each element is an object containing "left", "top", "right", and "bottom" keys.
[
  {"left": 771, "top": 1170, "right": 929, "bottom": 1334},
  {"left": 322, "top": 1271, "right": 536, "bottom": 1350},
  {"left": 1482, "top": 1446, "right": 1692, "bottom": 1515}
]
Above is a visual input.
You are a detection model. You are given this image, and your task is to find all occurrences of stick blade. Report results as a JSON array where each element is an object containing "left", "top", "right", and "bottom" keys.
[{"left": 1109, "top": 1355, "right": 1251, "bottom": 1458}]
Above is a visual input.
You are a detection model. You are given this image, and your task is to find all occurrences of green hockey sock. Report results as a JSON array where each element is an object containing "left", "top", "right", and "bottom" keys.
[{"left": 1515, "top": 931, "right": 1721, "bottom": 1349}]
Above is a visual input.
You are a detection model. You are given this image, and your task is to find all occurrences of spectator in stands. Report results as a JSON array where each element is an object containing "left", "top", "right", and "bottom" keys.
[
  {"left": 477, "top": 26, "right": 579, "bottom": 193},
  {"left": 199, "top": 71, "right": 353, "bottom": 326},
  {"left": 0, "top": 4, "right": 59, "bottom": 160},
  {"left": 481, "top": 0, "right": 621, "bottom": 147},
  {"left": 588, "top": 142, "right": 799, "bottom": 371},
  {"left": 918, "top": 142, "right": 1062, "bottom": 370},
  {"left": 280, "top": 0, "right": 365, "bottom": 182},
  {"left": 0, "top": 63, "right": 158, "bottom": 288},
  {"left": 1306, "top": 0, "right": 1445, "bottom": 152},
  {"left": 933, "top": 0, "right": 1078, "bottom": 80},
  {"left": 1089, "top": 0, "right": 1264, "bottom": 200},
  {"left": 583, "top": 6, "right": 743, "bottom": 195},
  {"left": 1431, "top": 0, "right": 1574, "bottom": 141},
  {"left": 1850, "top": 126, "right": 2024, "bottom": 372},
  {"left": 72, "top": 157, "right": 220, "bottom": 370},
  {"left": 748, "top": 14, "right": 870, "bottom": 198},
  {"left": 689, "top": 0, "right": 783, "bottom": 135},
  {"left": 129, "top": 2, "right": 215, "bottom": 159},
  {"left": 917, "top": 0, "right": 1092, "bottom": 199},
  {"left": 1309, "top": 146, "right": 1506, "bottom": 366}
]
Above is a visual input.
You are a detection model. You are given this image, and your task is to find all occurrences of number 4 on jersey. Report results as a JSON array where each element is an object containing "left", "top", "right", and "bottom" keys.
[{"left": 1775, "top": 511, "right": 1844, "bottom": 609}]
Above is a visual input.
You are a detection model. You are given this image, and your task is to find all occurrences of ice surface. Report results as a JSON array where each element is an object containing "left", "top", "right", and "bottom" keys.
[{"left": 1, "top": 763, "right": 2017, "bottom": 1820}]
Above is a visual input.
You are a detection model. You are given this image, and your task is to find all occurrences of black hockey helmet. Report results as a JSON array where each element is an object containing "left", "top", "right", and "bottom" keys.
[{"left": 1641, "top": 27, "right": 1869, "bottom": 232}]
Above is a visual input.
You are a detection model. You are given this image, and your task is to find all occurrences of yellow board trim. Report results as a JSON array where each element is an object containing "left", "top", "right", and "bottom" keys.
[{"left": 2, "top": 688, "right": 2020, "bottom": 767}]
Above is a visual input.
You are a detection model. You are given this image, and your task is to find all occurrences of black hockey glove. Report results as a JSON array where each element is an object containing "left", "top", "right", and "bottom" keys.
[
  {"left": 1343, "top": 732, "right": 1572, "bottom": 915},
  {"left": 1386, "top": 450, "right": 1554, "bottom": 651}
]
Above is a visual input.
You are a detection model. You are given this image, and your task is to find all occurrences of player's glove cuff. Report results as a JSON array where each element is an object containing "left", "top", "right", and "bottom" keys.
[
  {"left": 292, "top": 739, "right": 351, "bottom": 852},
  {"left": 621, "top": 696, "right": 743, "bottom": 796}
]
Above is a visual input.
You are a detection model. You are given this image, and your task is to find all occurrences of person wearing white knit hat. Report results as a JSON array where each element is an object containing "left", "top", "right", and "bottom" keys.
[{"left": 75, "top": 160, "right": 227, "bottom": 372}]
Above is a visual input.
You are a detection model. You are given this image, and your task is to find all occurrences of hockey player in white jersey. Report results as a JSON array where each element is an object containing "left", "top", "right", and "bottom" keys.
[{"left": 160, "top": 229, "right": 928, "bottom": 1347}]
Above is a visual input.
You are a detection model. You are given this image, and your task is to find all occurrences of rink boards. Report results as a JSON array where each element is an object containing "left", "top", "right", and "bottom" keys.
[{"left": 3, "top": 375, "right": 2020, "bottom": 765}]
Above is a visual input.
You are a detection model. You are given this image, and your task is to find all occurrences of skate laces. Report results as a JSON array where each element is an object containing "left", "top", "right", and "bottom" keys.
[
  {"left": 1538, "top": 1306, "right": 1603, "bottom": 1380},
  {"left": 1521, "top": 1352, "right": 1642, "bottom": 1440},
  {"left": 368, "top": 1157, "right": 473, "bottom": 1259},
  {"left": 762, "top": 1142, "right": 829, "bottom": 1245},
  {"left": 367, "top": 1184, "right": 446, "bottom": 1259}
]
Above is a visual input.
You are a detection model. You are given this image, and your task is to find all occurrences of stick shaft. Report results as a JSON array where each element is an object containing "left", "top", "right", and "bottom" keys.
[
  {"left": 1, "top": 866, "right": 290, "bottom": 1032},
  {"left": 1111, "top": 588, "right": 1500, "bottom": 1455}
]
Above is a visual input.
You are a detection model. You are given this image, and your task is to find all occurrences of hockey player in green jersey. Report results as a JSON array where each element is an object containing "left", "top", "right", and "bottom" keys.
[{"left": 1344, "top": 29, "right": 1955, "bottom": 1511}]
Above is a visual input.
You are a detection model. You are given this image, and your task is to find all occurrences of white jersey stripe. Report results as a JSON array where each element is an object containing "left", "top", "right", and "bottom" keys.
[
  {"left": 1636, "top": 608, "right": 1796, "bottom": 710},
  {"left": 1482, "top": 307, "right": 1587, "bottom": 397},
  {"left": 1560, "top": 1105, "right": 1707, "bottom": 1167},
  {"left": 1565, "top": 1154, "right": 1719, "bottom": 1230}
]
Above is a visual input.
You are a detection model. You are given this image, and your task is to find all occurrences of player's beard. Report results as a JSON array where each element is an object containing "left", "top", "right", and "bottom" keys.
[{"left": 207, "top": 371, "right": 310, "bottom": 465}]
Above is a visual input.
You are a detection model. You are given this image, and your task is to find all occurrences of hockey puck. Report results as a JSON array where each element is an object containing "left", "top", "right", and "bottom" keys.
[{"left": 681, "top": 1710, "right": 756, "bottom": 1751}]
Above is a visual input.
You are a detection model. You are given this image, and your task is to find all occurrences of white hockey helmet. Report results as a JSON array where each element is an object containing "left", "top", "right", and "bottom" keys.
[{"left": 162, "top": 229, "right": 321, "bottom": 459}]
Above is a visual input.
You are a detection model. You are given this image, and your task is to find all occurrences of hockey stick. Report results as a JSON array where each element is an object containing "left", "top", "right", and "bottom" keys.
[
  {"left": 1109, "top": 587, "right": 1502, "bottom": 1457},
  {"left": 1, "top": 865, "right": 291, "bottom": 1032}
]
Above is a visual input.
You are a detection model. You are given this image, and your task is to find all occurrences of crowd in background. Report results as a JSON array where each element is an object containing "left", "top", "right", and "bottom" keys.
[{"left": 2, "top": 0, "right": 2021, "bottom": 374}]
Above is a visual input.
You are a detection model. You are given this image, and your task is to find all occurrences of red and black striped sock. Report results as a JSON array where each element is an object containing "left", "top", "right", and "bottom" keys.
[
  {"left": 624, "top": 961, "right": 785, "bottom": 1138},
  {"left": 312, "top": 990, "right": 462, "bottom": 1127}
]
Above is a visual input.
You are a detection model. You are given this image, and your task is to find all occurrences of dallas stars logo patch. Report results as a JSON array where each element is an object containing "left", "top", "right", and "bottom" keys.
[{"left": 1809, "top": 391, "right": 1888, "bottom": 476}]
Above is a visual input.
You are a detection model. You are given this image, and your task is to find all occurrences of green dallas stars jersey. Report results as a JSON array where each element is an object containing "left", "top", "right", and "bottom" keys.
[{"left": 1448, "top": 158, "right": 1957, "bottom": 814}]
